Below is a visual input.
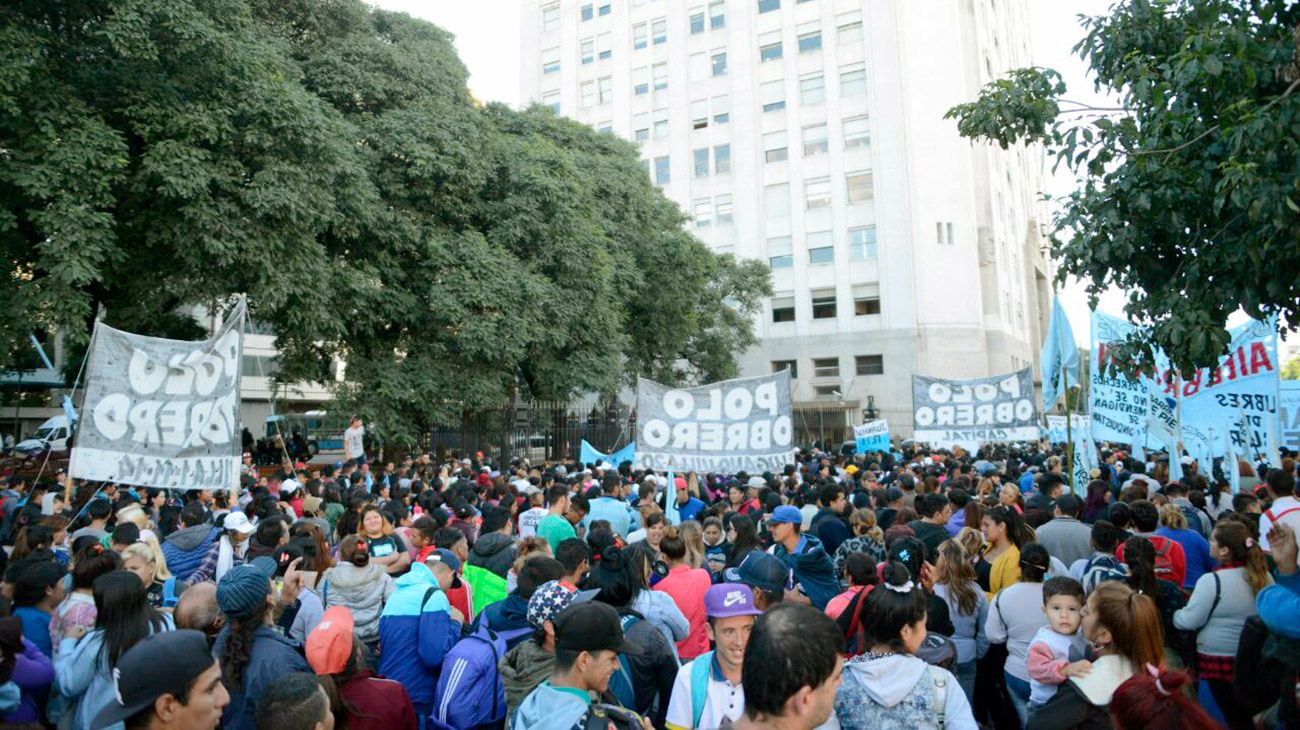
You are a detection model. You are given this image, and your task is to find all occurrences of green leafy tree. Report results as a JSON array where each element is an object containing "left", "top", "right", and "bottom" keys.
[
  {"left": 945, "top": 1, "right": 1300, "bottom": 374},
  {"left": 1, "top": 0, "right": 769, "bottom": 448},
  {"left": 1283, "top": 353, "right": 1300, "bottom": 380}
]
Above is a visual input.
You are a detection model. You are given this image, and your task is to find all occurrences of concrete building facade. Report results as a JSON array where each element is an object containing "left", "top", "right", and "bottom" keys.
[{"left": 521, "top": 0, "right": 1051, "bottom": 438}]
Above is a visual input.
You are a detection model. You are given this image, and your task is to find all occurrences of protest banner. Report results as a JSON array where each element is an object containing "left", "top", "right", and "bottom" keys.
[
  {"left": 853, "top": 419, "right": 891, "bottom": 453},
  {"left": 579, "top": 439, "right": 637, "bottom": 469},
  {"left": 1044, "top": 414, "right": 1091, "bottom": 444},
  {"left": 1152, "top": 318, "right": 1280, "bottom": 463},
  {"left": 1089, "top": 310, "right": 1150, "bottom": 444},
  {"left": 911, "top": 368, "right": 1038, "bottom": 444},
  {"left": 635, "top": 371, "right": 793, "bottom": 473},
  {"left": 69, "top": 301, "right": 245, "bottom": 490},
  {"left": 1282, "top": 380, "right": 1300, "bottom": 450}
]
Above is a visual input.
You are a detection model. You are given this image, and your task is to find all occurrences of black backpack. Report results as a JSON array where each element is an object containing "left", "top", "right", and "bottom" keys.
[{"left": 1233, "top": 614, "right": 1300, "bottom": 721}]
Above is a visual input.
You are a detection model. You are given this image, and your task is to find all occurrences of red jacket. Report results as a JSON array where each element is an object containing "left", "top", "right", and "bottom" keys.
[
  {"left": 340, "top": 670, "right": 418, "bottom": 730},
  {"left": 1115, "top": 534, "right": 1187, "bottom": 588}
]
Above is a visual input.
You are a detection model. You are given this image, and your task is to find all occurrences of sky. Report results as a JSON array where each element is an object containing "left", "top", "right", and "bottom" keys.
[{"left": 372, "top": 0, "right": 1123, "bottom": 345}]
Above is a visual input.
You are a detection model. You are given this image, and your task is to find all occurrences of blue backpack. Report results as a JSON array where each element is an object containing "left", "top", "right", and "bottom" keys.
[
  {"left": 428, "top": 621, "right": 530, "bottom": 730},
  {"left": 605, "top": 615, "right": 641, "bottom": 710}
]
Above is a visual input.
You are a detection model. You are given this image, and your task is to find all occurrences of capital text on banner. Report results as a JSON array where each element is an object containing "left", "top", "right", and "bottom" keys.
[{"left": 912, "top": 368, "right": 1039, "bottom": 444}]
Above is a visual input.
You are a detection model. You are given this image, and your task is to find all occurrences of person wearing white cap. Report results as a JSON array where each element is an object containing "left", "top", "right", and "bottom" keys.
[{"left": 213, "top": 511, "right": 256, "bottom": 583}]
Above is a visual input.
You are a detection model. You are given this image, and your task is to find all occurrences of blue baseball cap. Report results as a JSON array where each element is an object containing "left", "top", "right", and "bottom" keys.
[
  {"left": 767, "top": 505, "right": 803, "bottom": 525},
  {"left": 217, "top": 556, "right": 276, "bottom": 619}
]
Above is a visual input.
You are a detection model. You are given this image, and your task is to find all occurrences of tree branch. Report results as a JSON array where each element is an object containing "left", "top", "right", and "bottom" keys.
[{"left": 1135, "top": 77, "right": 1300, "bottom": 156}]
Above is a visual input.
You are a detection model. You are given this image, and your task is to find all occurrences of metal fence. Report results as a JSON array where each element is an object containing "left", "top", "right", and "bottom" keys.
[{"left": 424, "top": 400, "right": 635, "bottom": 464}]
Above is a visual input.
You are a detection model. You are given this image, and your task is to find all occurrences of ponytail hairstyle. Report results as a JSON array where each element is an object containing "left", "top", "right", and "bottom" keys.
[
  {"left": 677, "top": 520, "right": 705, "bottom": 569},
  {"left": 338, "top": 534, "right": 371, "bottom": 568},
  {"left": 987, "top": 505, "right": 1031, "bottom": 547},
  {"left": 1122, "top": 536, "right": 1159, "bottom": 597},
  {"left": 934, "top": 540, "right": 979, "bottom": 616},
  {"left": 1157, "top": 504, "right": 1187, "bottom": 531},
  {"left": 1110, "top": 664, "right": 1220, "bottom": 730},
  {"left": 849, "top": 509, "right": 883, "bottom": 542},
  {"left": 1212, "top": 520, "right": 1270, "bottom": 595},
  {"left": 860, "top": 561, "right": 928, "bottom": 654},
  {"left": 659, "top": 526, "right": 687, "bottom": 562},
  {"left": 10, "top": 525, "right": 54, "bottom": 561},
  {"left": 1088, "top": 581, "right": 1164, "bottom": 670},
  {"left": 1018, "top": 543, "right": 1050, "bottom": 583}
]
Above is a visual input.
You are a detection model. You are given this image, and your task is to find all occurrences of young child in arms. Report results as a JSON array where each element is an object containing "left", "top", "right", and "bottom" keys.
[{"left": 1026, "top": 576, "right": 1092, "bottom": 710}]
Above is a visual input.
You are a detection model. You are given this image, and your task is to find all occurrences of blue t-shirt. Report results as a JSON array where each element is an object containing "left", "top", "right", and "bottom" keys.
[
  {"left": 13, "top": 606, "right": 51, "bottom": 658},
  {"left": 677, "top": 497, "right": 706, "bottom": 523}
]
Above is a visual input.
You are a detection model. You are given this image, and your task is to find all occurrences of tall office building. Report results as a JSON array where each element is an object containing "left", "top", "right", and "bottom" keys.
[{"left": 521, "top": 0, "right": 1051, "bottom": 438}]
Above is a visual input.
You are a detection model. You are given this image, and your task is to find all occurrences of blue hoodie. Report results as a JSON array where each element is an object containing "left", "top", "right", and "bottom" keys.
[
  {"left": 771, "top": 534, "right": 840, "bottom": 610},
  {"left": 378, "top": 562, "right": 461, "bottom": 710},
  {"left": 514, "top": 681, "right": 591, "bottom": 730},
  {"left": 474, "top": 593, "right": 532, "bottom": 651},
  {"left": 213, "top": 625, "right": 312, "bottom": 730}
]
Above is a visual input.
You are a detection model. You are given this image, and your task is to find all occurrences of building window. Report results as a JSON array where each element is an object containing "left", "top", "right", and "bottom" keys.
[
  {"left": 758, "top": 0, "right": 780, "bottom": 13},
  {"left": 715, "top": 194, "right": 733, "bottom": 224},
  {"left": 772, "top": 360, "right": 798, "bottom": 378},
  {"left": 811, "top": 293, "right": 837, "bottom": 320},
  {"left": 693, "top": 148, "right": 710, "bottom": 178},
  {"left": 633, "top": 22, "right": 648, "bottom": 49},
  {"left": 542, "top": 47, "right": 561, "bottom": 74},
  {"left": 653, "top": 107, "right": 669, "bottom": 137},
  {"left": 596, "top": 121, "right": 613, "bottom": 133},
  {"left": 761, "top": 80, "right": 785, "bottom": 112},
  {"left": 713, "top": 144, "right": 731, "bottom": 173},
  {"left": 844, "top": 115, "right": 870, "bottom": 148},
  {"left": 633, "top": 66, "right": 649, "bottom": 95},
  {"left": 581, "top": 3, "right": 594, "bottom": 21},
  {"left": 772, "top": 295, "right": 796, "bottom": 322},
  {"left": 709, "top": 1, "right": 725, "bottom": 28},
  {"left": 542, "top": 4, "right": 561, "bottom": 33},
  {"left": 805, "top": 177, "right": 831, "bottom": 208},
  {"left": 691, "top": 100, "right": 709, "bottom": 129},
  {"left": 854, "top": 283, "right": 882, "bottom": 315},
  {"left": 802, "top": 123, "right": 828, "bottom": 156},
  {"left": 653, "top": 62, "right": 668, "bottom": 91},
  {"left": 760, "top": 40, "right": 783, "bottom": 62},
  {"left": 712, "top": 50, "right": 728, "bottom": 76},
  {"left": 808, "top": 246, "right": 834, "bottom": 265},
  {"left": 654, "top": 155, "right": 670, "bottom": 185},
  {"left": 847, "top": 171, "right": 874, "bottom": 202},
  {"left": 937, "top": 221, "right": 955, "bottom": 245},
  {"left": 598, "top": 76, "right": 613, "bottom": 103},
  {"left": 799, "top": 74, "right": 825, "bottom": 104},
  {"left": 856, "top": 354, "right": 884, "bottom": 374},
  {"left": 713, "top": 95, "right": 730, "bottom": 124},
  {"left": 690, "top": 52, "right": 710, "bottom": 83},
  {"left": 798, "top": 29, "right": 822, "bottom": 54},
  {"left": 690, "top": 9, "right": 705, "bottom": 34},
  {"left": 765, "top": 183, "right": 790, "bottom": 216},
  {"left": 652, "top": 17, "right": 667, "bottom": 44},
  {"left": 849, "top": 226, "right": 877, "bottom": 260},
  {"left": 814, "top": 385, "right": 840, "bottom": 399},
  {"left": 581, "top": 80, "right": 597, "bottom": 107},
  {"left": 841, "top": 63, "right": 867, "bottom": 95},
  {"left": 633, "top": 112, "right": 650, "bottom": 141},
  {"left": 837, "top": 11, "right": 863, "bottom": 42},
  {"left": 768, "top": 236, "right": 793, "bottom": 269},
  {"left": 542, "top": 91, "right": 560, "bottom": 113},
  {"left": 812, "top": 356, "right": 839, "bottom": 377},
  {"left": 694, "top": 198, "right": 713, "bottom": 227},
  {"left": 598, "top": 2, "right": 611, "bottom": 16},
  {"left": 581, "top": 38, "right": 595, "bottom": 64},
  {"left": 764, "top": 131, "right": 788, "bottom": 163}
]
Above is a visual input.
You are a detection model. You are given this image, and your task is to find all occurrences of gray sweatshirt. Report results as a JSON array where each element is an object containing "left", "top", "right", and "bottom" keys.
[
  {"left": 1173, "top": 566, "right": 1268, "bottom": 656},
  {"left": 985, "top": 581, "right": 1049, "bottom": 683}
]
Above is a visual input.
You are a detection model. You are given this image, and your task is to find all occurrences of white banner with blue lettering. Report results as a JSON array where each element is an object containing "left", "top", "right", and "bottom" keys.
[
  {"left": 853, "top": 419, "right": 891, "bottom": 453},
  {"left": 1089, "top": 311, "right": 1149, "bottom": 445}
]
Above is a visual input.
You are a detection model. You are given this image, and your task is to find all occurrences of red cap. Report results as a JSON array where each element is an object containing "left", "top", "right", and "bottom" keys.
[{"left": 306, "top": 606, "right": 355, "bottom": 675}]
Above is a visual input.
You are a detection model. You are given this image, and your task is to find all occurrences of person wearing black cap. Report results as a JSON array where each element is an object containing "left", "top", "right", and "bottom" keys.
[
  {"left": 91, "top": 629, "right": 228, "bottom": 729},
  {"left": 514, "top": 601, "right": 651, "bottom": 730},
  {"left": 213, "top": 557, "right": 313, "bottom": 730}
]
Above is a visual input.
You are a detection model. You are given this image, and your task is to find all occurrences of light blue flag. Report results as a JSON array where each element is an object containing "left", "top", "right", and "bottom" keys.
[{"left": 1041, "top": 298, "right": 1080, "bottom": 414}]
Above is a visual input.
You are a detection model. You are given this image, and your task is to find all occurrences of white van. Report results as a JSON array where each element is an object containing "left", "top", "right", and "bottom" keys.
[{"left": 15, "top": 415, "right": 72, "bottom": 456}]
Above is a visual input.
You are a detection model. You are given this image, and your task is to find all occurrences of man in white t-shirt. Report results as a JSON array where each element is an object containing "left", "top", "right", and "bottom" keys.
[
  {"left": 665, "top": 583, "right": 763, "bottom": 730},
  {"left": 1260, "top": 468, "right": 1300, "bottom": 553},
  {"left": 343, "top": 416, "right": 365, "bottom": 465},
  {"left": 517, "top": 490, "right": 547, "bottom": 539}
]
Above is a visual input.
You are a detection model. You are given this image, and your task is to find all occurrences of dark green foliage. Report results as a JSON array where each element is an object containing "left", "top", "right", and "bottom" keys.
[
  {"left": 0, "top": 0, "right": 769, "bottom": 447},
  {"left": 945, "top": 0, "right": 1300, "bottom": 373}
]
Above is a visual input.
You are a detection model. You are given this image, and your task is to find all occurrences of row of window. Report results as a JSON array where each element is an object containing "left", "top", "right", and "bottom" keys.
[
  {"left": 542, "top": 0, "right": 838, "bottom": 35},
  {"left": 691, "top": 195, "right": 734, "bottom": 227},
  {"left": 772, "top": 354, "right": 885, "bottom": 380},
  {"left": 768, "top": 226, "right": 877, "bottom": 268},
  {"left": 764, "top": 117, "right": 870, "bottom": 161},
  {"left": 772, "top": 286, "right": 881, "bottom": 323},
  {"left": 692, "top": 144, "right": 732, "bottom": 177}
]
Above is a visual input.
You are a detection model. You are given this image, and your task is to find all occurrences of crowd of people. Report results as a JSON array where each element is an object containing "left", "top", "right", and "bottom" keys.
[{"left": 0, "top": 429, "right": 1296, "bottom": 730}]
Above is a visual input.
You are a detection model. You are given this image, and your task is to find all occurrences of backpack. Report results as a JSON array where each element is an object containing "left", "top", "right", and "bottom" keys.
[
  {"left": 1233, "top": 614, "right": 1300, "bottom": 719},
  {"left": 1081, "top": 554, "right": 1129, "bottom": 594},
  {"left": 428, "top": 620, "right": 511, "bottom": 730},
  {"left": 688, "top": 651, "right": 714, "bottom": 729},
  {"left": 161, "top": 578, "right": 181, "bottom": 609},
  {"left": 605, "top": 614, "right": 641, "bottom": 710},
  {"left": 1151, "top": 539, "right": 1176, "bottom": 581},
  {"left": 0, "top": 492, "right": 22, "bottom": 545},
  {"left": 1177, "top": 503, "right": 1207, "bottom": 538}
]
